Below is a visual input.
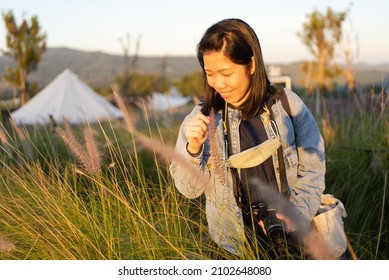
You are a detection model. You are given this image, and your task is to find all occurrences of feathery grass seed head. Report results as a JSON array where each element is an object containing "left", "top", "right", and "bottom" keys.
[
  {"left": 0, "top": 237, "right": 15, "bottom": 253},
  {"left": 209, "top": 108, "right": 227, "bottom": 185},
  {"left": 56, "top": 118, "right": 102, "bottom": 175}
]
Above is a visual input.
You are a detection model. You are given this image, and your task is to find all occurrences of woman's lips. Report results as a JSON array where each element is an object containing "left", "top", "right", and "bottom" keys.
[{"left": 219, "top": 91, "right": 231, "bottom": 99}]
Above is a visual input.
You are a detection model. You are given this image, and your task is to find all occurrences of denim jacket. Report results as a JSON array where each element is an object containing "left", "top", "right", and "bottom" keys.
[{"left": 169, "top": 88, "right": 325, "bottom": 255}]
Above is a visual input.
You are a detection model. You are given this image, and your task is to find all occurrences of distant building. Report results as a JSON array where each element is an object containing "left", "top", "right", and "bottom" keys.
[{"left": 268, "top": 65, "right": 292, "bottom": 90}]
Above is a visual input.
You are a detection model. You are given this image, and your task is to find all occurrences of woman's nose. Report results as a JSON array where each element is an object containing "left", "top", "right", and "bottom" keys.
[{"left": 213, "top": 75, "right": 226, "bottom": 89}]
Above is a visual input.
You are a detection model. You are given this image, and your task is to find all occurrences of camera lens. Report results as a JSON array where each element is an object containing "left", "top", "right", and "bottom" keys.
[{"left": 264, "top": 209, "right": 285, "bottom": 241}]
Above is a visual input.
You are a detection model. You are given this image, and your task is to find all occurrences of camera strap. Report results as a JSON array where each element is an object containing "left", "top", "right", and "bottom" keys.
[{"left": 222, "top": 103, "right": 244, "bottom": 210}]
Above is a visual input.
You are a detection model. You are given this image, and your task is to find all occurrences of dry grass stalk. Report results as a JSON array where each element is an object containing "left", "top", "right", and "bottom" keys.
[
  {"left": 112, "top": 85, "right": 135, "bottom": 133},
  {"left": 209, "top": 108, "right": 226, "bottom": 185},
  {"left": 0, "top": 126, "right": 9, "bottom": 146},
  {"left": 322, "top": 117, "right": 336, "bottom": 145},
  {"left": 0, "top": 126, "right": 13, "bottom": 157}
]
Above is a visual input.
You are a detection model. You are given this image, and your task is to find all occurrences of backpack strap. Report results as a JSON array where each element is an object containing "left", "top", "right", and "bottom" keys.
[
  {"left": 279, "top": 87, "right": 293, "bottom": 123},
  {"left": 269, "top": 87, "right": 292, "bottom": 197},
  {"left": 279, "top": 87, "right": 296, "bottom": 139}
]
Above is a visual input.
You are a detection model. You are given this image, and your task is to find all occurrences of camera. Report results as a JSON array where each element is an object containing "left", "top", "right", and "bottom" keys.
[{"left": 251, "top": 203, "right": 285, "bottom": 242}]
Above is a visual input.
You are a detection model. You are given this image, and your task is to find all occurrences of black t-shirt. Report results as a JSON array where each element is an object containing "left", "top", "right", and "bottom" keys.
[{"left": 239, "top": 114, "right": 278, "bottom": 207}]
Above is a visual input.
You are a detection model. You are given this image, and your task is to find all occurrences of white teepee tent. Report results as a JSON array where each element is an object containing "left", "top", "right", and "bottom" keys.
[
  {"left": 11, "top": 69, "right": 123, "bottom": 125},
  {"left": 148, "top": 86, "right": 192, "bottom": 111}
]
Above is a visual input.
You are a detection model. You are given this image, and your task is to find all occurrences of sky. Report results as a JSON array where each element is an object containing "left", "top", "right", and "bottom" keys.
[{"left": 1, "top": 0, "right": 388, "bottom": 65}]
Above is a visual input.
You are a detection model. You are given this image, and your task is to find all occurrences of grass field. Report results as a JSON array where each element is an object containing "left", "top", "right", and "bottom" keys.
[{"left": 0, "top": 90, "right": 388, "bottom": 260}]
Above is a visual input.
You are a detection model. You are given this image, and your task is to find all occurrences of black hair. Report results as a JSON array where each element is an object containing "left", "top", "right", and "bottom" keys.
[{"left": 197, "top": 18, "right": 280, "bottom": 119}]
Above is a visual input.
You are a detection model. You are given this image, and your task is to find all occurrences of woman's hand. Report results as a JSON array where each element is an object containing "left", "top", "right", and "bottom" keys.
[
  {"left": 276, "top": 213, "right": 295, "bottom": 233},
  {"left": 185, "top": 112, "right": 210, "bottom": 155},
  {"left": 258, "top": 213, "right": 295, "bottom": 236}
]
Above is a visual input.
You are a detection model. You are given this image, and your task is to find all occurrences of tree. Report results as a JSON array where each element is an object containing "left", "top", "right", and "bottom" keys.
[
  {"left": 176, "top": 70, "right": 203, "bottom": 97},
  {"left": 2, "top": 10, "right": 47, "bottom": 105},
  {"left": 117, "top": 33, "right": 141, "bottom": 97},
  {"left": 154, "top": 55, "right": 170, "bottom": 94},
  {"left": 297, "top": 7, "right": 348, "bottom": 93},
  {"left": 342, "top": 16, "right": 360, "bottom": 96}
]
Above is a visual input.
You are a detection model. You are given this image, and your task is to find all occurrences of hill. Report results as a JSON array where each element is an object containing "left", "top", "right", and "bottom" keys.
[
  {"left": 0, "top": 48, "right": 200, "bottom": 91},
  {"left": 1, "top": 47, "right": 388, "bottom": 95},
  {"left": 267, "top": 61, "right": 389, "bottom": 91}
]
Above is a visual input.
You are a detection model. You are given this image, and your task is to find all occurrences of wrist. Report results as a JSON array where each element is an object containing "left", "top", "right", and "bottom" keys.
[{"left": 186, "top": 143, "right": 202, "bottom": 157}]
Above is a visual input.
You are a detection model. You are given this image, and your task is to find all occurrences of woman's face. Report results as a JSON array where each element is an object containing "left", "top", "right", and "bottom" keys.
[{"left": 203, "top": 51, "right": 254, "bottom": 108}]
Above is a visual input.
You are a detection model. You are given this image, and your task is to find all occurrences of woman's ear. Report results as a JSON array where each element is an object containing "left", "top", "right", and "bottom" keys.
[{"left": 250, "top": 56, "right": 256, "bottom": 75}]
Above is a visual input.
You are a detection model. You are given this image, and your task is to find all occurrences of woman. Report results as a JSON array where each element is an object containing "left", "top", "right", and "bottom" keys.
[{"left": 169, "top": 18, "right": 325, "bottom": 258}]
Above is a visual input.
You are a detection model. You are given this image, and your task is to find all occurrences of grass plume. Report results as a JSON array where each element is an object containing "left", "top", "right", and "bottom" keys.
[
  {"left": 209, "top": 108, "right": 227, "bottom": 185},
  {"left": 0, "top": 236, "right": 15, "bottom": 253},
  {"left": 55, "top": 118, "right": 102, "bottom": 175},
  {"left": 83, "top": 128, "right": 102, "bottom": 174}
]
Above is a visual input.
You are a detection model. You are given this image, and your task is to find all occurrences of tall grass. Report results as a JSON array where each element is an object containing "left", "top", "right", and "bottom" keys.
[
  {"left": 0, "top": 111, "right": 219, "bottom": 260},
  {"left": 312, "top": 90, "right": 389, "bottom": 259},
  {"left": 0, "top": 89, "right": 388, "bottom": 260}
]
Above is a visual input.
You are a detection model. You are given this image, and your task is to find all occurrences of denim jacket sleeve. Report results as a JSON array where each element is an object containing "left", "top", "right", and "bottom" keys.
[
  {"left": 278, "top": 89, "right": 326, "bottom": 222},
  {"left": 169, "top": 105, "right": 211, "bottom": 198}
]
